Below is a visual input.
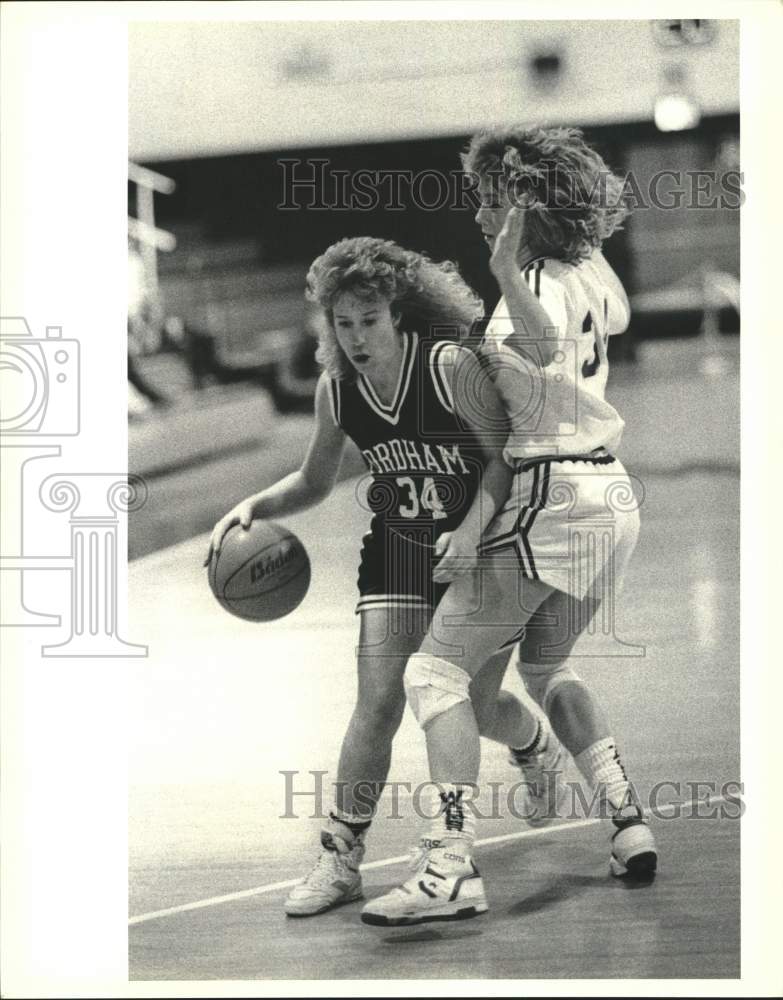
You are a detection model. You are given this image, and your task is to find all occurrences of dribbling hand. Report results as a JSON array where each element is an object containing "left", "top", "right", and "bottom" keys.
[{"left": 203, "top": 498, "right": 256, "bottom": 567}]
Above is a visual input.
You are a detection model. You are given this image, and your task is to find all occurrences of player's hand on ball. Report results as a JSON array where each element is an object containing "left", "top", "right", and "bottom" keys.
[
  {"left": 432, "top": 530, "right": 478, "bottom": 583},
  {"left": 489, "top": 206, "right": 526, "bottom": 279},
  {"left": 203, "top": 498, "right": 256, "bottom": 566}
]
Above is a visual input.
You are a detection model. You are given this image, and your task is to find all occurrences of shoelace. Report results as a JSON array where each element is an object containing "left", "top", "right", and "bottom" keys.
[
  {"left": 612, "top": 802, "right": 646, "bottom": 828},
  {"left": 372, "top": 845, "right": 431, "bottom": 903},
  {"left": 407, "top": 844, "right": 429, "bottom": 874}
]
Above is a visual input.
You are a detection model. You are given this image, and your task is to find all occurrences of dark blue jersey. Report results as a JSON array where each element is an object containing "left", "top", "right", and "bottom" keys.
[{"left": 329, "top": 332, "right": 484, "bottom": 543}]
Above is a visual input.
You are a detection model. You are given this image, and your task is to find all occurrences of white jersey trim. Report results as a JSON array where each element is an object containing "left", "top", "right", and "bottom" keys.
[
  {"left": 327, "top": 378, "right": 341, "bottom": 427},
  {"left": 428, "top": 341, "right": 455, "bottom": 414},
  {"left": 358, "top": 331, "right": 418, "bottom": 426},
  {"left": 356, "top": 594, "right": 433, "bottom": 614}
]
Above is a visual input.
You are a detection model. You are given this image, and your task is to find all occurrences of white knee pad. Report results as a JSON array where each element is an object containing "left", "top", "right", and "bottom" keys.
[
  {"left": 404, "top": 654, "right": 471, "bottom": 729},
  {"left": 519, "top": 661, "right": 582, "bottom": 715}
]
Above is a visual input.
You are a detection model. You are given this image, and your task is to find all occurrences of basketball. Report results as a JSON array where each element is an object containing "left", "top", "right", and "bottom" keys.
[{"left": 208, "top": 520, "right": 311, "bottom": 622}]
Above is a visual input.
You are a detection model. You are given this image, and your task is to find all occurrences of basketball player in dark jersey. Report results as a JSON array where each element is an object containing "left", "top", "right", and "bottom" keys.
[
  {"left": 329, "top": 326, "right": 485, "bottom": 618},
  {"left": 207, "top": 237, "right": 549, "bottom": 916}
]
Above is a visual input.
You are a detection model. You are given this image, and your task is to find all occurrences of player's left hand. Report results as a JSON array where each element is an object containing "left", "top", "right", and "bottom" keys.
[
  {"left": 432, "top": 530, "right": 479, "bottom": 583},
  {"left": 490, "top": 205, "right": 526, "bottom": 279}
]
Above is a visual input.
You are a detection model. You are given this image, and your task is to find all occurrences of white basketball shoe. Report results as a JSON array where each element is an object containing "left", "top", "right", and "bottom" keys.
[
  {"left": 284, "top": 830, "right": 365, "bottom": 917},
  {"left": 609, "top": 803, "right": 658, "bottom": 879},
  {"left": 361, "top": 843, "right": 488, "bottom": 927},
  {"left": 509, "top": 721, "right": 568, "bottom": 826}
]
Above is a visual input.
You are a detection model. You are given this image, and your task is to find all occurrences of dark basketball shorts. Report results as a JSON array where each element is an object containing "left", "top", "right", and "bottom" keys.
[{"left": 355, "top": 519, "right": 448, "bottom": 615}]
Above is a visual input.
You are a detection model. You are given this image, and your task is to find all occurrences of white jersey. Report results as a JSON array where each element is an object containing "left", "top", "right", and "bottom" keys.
[{"left": 481, "top": 253, "right": 629, "bottom": 462}]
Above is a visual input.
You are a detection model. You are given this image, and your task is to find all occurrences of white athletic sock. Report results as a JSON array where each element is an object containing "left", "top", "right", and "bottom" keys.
[{"left": 574, "top": 737, "right": 635, "bottom": 814}]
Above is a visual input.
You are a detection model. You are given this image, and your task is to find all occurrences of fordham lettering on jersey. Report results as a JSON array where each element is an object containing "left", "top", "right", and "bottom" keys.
[
  {"left": 361, "top": 439, "right": 470, "bottom": 477},
  {"left": 329, "top": 332, "right": 484, "bottom": 530}
]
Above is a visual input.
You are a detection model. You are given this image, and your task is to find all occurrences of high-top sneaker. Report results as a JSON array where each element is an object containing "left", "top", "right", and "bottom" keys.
[
  {"left": 360, "top": 841, "right": 487, "bottom": 927},
  {"left": 573, "top": 738, "right": 659, "bottom": 879},
  {"left": 609, "top": 802, "right": 658, "bottom": 879},
  {"left": 284, "top": 827, "right": 365, "bottom": 916},
  {"left": 508, "top": 719, "right": 567, "bottom": 826},
  {"left": 361, "top": 786, "right": 487, "bottom": 926}
]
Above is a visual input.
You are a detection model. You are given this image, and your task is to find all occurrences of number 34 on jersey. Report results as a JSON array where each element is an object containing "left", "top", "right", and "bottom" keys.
[{"left": 396, "top": 476, "right": 448, "bottom": 520}]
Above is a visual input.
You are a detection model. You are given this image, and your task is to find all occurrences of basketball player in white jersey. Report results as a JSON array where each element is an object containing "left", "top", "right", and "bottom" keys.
[{"left": 362, "top": 126, "right": 657, "bottom": 926}]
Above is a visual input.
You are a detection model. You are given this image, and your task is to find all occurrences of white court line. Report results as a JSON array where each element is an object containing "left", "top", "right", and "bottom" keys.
[{"left": 128, "top": 795, "right": 731, "bottom": 926}]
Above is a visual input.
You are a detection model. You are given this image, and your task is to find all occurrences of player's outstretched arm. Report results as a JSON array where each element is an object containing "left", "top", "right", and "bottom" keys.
[
  {"left": 432, "top": 344, "right": 512, "bottom": 583},
  {"left": 204, "top": 373, "right": 346, "bottom": 565},
  {"left": 488, "top": 206, "right": 561, "bottom": 368}
]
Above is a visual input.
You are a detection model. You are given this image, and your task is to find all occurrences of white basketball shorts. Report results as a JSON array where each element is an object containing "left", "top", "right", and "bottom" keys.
[{"left": 479, "top": 450, "right": 641, "bottom": 601}]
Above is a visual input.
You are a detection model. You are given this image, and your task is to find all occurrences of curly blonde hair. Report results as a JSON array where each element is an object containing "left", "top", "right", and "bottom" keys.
[
  {"left": 306, "top": 236, "right": 483, "bottom": 380},
  {"left": 462, "top": 125, "right": 629, "bottom": 264}
]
